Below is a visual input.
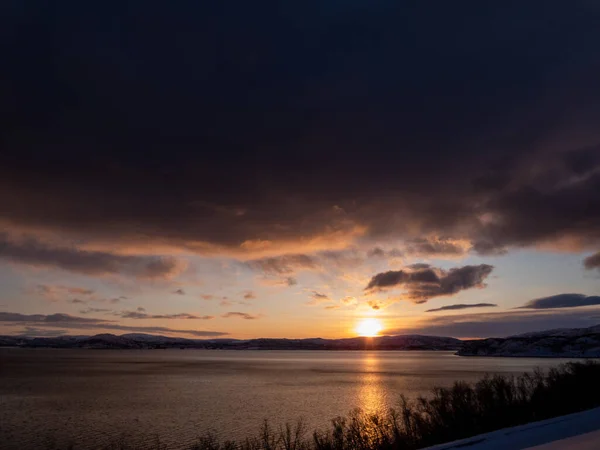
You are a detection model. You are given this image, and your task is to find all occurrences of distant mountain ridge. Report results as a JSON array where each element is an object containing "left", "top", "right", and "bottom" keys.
[
  {"left": 3, "top": 324, "right": 600, "bottom": 356},
  {"left": 0, "top": 333, "right": 461, "bottom": 351},
  {"left": 458, "top": 324, "right": 600, "bottom": 357}
]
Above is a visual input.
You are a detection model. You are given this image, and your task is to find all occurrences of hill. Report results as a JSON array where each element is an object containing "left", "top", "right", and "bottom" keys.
[
  {"left": 458, "top": 324, "right": 600, "bottom": 357},
  {"left": 0, "top": 333, "right": 461, "bottom": 350},
  {"left": 5, "top": 324, "right": 600, "bottom": 355}
]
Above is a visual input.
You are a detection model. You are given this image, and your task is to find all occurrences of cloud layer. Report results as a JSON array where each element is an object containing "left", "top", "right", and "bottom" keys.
[
  {"left": 520, "top": 293, "right": 600, "bottom": 309},
  {"left": 0, "top": 312, "right": 227, "bottom": 337},
  {"left": 117, "top": 310, "right": 214, "bottom": 320},
  {"left": 584, "top": 252, "right": 600, "bottom": 271},
  {"left": 247, "top": 254, "right": 317, "bottom": 274},
  {"left": 33, "top": 284, "right": 95, "bottom": 301},
  {"left": 0, "top": 234, "right": 185, "bottom": 279},
  {"left": 388, "top": 309, "right": 600, "bottom": 339},
  {"left": 1, "top": 3, "right": 600, "bottom": 262},
  {"left": 426, "top": 303, "right": 498, "bottom": 313},
  {"left": 365, "top": 264, "right": 494, "bottom": 302},
  {"left": 221, "top": 312, "right": 260, "bottom": 320}
]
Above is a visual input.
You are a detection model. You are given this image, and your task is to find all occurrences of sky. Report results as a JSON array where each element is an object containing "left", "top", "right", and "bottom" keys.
[{"left": 0, "top": 1, "right": 599, "bottom": 340}]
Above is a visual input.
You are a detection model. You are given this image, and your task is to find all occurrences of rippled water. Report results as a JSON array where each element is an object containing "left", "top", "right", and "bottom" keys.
[{"left": 0, "top": 348, "right": 581, "bottom": 449}]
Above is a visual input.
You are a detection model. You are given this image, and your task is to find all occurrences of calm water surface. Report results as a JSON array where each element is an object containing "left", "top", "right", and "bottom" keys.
[{"left": 0, "top": 349, "right": 583, "bottom": 449}]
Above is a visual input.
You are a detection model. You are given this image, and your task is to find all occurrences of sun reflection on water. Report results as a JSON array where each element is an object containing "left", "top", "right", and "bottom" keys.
[{"left": 358, "top": 353, "right": 386, "bottom": 414}]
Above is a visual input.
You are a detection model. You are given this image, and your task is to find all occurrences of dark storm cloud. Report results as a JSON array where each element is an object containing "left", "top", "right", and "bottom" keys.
[
  {"left": 365, "top": 264, "right": 494, "bottom": 302},
  {"left": 222, "top": 312, "right": 259, "bottom": 320},
  {"left": 365, "top": 271, "right": 411, "bottom": 290},
  {"left": 470, "top": 160, "right": 600, "bottom": 254},
  {"left": 0, "top": 234, "right": 185, "bottom": 278},
  {"left": 0, "top": 312, "right": 227, "bottom": 336},
  {"left": 520, "top": 293, "right": 600, "bottom": 309},
  {"left": 1, "top": 2, "right": 600, "bottom": 257},
  {"left": 426, "top": 303, "right": 497, "bottom": 313},
  {"left": 584, "top": 252, "right": 600, "bottom": 271}
]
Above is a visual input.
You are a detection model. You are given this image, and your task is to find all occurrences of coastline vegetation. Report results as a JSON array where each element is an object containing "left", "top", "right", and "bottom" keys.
[{"left": 46, "top": 361, "right": 600, "bottom": 450}]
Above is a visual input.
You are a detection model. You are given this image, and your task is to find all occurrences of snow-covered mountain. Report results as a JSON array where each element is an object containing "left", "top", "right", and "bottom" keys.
[
  {"left": 5, "top": 324, "right": 600, "bottom": 355},
  {"left": 0, "top": 333, "right": 461, "bottom": 350},
  {"left": 458, "top": 324, "right": 600, "bottom": 357}
]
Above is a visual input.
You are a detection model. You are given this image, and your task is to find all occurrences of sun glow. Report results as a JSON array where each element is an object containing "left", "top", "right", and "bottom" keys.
[{"left": 356, "top": 318, "right": 383, "bottom": 337}]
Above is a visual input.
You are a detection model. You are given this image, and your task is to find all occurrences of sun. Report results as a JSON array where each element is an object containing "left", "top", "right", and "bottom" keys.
[{"left": 356, "top": 318, "right": 383, "bottom": 337}]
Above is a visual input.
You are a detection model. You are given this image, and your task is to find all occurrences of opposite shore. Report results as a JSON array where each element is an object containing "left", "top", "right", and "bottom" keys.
[{"left": 2, "top": 323, "right": 600, "bottom": 357}]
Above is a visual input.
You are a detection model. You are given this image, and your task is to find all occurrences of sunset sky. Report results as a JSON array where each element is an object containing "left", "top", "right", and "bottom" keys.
[{"left": 1, "top": 2, "right": 599, "bottom": 339}]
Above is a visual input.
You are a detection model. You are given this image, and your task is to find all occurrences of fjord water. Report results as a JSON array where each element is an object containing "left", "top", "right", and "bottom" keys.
[{"left": 0, "top": 349, "right": 580, "bottom": 449}]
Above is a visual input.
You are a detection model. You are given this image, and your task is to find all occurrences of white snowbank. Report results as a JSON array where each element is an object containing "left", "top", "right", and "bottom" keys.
[{"left": 424, "top": 407, "right": 600, "bottom": 450}]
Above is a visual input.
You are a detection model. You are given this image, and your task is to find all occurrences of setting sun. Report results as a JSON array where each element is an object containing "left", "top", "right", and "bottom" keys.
[{"left": 356, "top": 318, "right": 383, "bottom": 337}]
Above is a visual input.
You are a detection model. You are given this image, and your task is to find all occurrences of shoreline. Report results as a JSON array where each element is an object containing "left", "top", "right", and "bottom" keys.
[{"left": 3, "top": 346, "right": 599, "bottom": 358}]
